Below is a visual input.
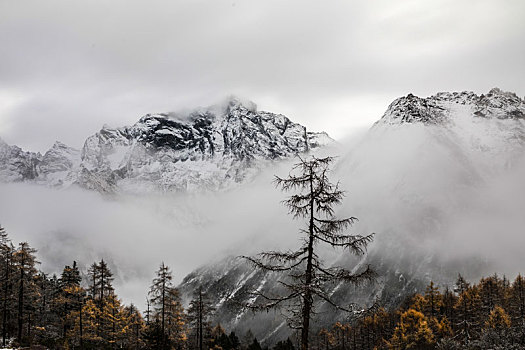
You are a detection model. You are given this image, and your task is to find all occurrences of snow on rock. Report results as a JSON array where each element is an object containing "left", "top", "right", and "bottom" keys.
[
  {"left": 0, "top": 97, "right": 331, "bottom": 193},
  {"left": 375, "top": 88, "right": 525, "bottom": 176},
  {"left": 0, "top": 137, "right": 41, "bottom": 182},
  {"left": 377, "top": 87, "right": 525, "bottom": 126},
  {"left": 37, "top": 141, "right": 80, "bottom": 187}
]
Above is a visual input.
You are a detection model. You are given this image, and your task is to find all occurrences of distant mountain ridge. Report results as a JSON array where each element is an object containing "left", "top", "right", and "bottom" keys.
[
  {"left": 0, "top": 97, "right": 331, "bottom": 193},
  {"left": 377, "top": 87, "right": 525, "bottom": 125}
]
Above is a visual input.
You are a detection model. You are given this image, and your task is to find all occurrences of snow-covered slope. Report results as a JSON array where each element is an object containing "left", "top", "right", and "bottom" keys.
[
  {"left": 177, "top": 88, "right": 525, "bottom": 344},
  {"left": 373, "top": 87, "right": 525, "bottom": 176},
  {"left": 38, "top": 141, "right": 80, "bottom": 187},
  {"left": 0, "top": 98, "right": 331, "bottom": 193}
]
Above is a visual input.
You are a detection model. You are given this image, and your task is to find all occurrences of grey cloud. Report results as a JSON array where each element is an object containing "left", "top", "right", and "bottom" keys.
[{"left": 0, "top": 0, "right": 524, "bottom": 150}]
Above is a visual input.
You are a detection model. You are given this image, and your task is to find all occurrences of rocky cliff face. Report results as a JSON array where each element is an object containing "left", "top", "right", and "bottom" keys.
[
  {"left": 0, "top": 138, "right": 41, "bottom": 182},
  {"left": 0, "top": 98, "right": 331, "bottom": 193}
]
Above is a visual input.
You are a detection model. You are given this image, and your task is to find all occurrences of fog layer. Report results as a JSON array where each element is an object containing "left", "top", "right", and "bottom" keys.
[{"left": 1, "top": 118, "right": 525, "bottom": 308}]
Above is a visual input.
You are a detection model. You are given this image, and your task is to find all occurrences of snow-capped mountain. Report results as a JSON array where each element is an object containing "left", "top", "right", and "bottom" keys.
[
  {"left": 3, "top": 88, "right": 525, "bottom": 345},
  {"left": 373, "top": 87, "right": 525, "bottom": 174},
  {"left": 0, "top": 98, "right": 331, "bottom": 193},
  {"left": 177, "top": 88, "right": 525, "bottom": 344},
  {"left": 378, "top": 88, "right": 525, "bottom": 125}
]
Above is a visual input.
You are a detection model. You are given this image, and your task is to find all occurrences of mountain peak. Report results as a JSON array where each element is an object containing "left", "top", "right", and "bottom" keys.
[
  {"left": 51, "top": 141, "right": 72, "bottom": 149},
  {"left": 78, "top": 101, "right": 328, "bottom": 192},
  {"left": 378, "top": 92, "right": 446, "bottom": 125},
  {"left": 486, "top": 87, "right": 519, "bottom": 99},
  {"left": 224, "top": 95, "right": 257, "bottom": 113},
  {"left": 0, "top": 98, "right": 329, "bottom": 193},
  {"left": 377, "top": 88, "right": 525, "bottom": 126}
]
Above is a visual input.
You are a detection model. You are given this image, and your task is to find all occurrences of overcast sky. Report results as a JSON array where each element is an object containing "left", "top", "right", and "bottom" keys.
[{"left": 1, "top": 0, "right": 524, "bottom": 152}]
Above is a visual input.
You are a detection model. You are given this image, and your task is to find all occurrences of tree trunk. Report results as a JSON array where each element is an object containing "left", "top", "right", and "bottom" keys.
[
  {"left": 17, "top": 262, "right": 24, "bottom": 342},
  {"left": 99, "top": 264, "right": 104, "bottom": 338},
  {"left": 2, "top": 252, "right": 9, "bottom": 346},
  {"left": 27, "top": 312, "right": 30, "bottom": 344},
  {"left": 79, "top": 295, "right": 83, "bottom": 348},
  {"left": 199, "top": 289, "right": 203, "bottom": 350},
  {"left": 517, "top": 279, "right": 525, "bottom": 345},
  {"left": 301, "top": 167, "right": 315, "bottom": 350},
  {"left": 135, "top": 319, "right": 139, "bottom": 350},
  {"left": 161, "top": 275, "right": 166, "bottom": 349},
  {"left": 100, "top": 265, "right": 105, "bottom": 302},
  {"left": 112, "top": 296, "right": 116, "bottom": 349}
]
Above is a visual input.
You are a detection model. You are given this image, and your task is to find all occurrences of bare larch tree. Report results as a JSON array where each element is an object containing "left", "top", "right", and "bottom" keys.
[{"left": 243, "top": 156, "right": 375, "bottom": 350}]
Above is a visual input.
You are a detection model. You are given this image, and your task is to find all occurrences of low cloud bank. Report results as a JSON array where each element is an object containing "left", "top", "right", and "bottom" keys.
[{"left": 2, "top": 123, "right": 525, "bottom": 308}]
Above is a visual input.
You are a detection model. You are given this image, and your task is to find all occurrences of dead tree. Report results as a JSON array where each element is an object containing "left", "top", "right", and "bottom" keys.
[{"left": 243, "top": 156, "right": 375, "bottom": 350}]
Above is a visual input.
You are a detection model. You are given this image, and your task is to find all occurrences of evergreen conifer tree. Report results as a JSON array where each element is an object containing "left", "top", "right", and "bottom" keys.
[
  {"left": 424, "top": 281, "right": 442, "bottom": 320},
  {"left": 454, "top": 285, "right": 482, "bottom": 345},
  {"left": 510, "top": 275, "right": 525, "bottom": 325},
  {"left": 273, "top": 338, "right": 295, "bottom": 350},
  {"left": 87, "top": 259, "right": 114, "bottom": 342},
  {"left": 124, "top": 303, "right": 145, "bottom": 349},
  {"left": 0, "top": 225, "right": 14, "bottom": 346},
  {"left": 62, "top": 284, "right": 86, "bottom": 348},
  {"left": 244, "top": 156, "right": 375, "bottom": 350},
  {"left": 57, "top": 261, "right": 82, "bottom": 338},
  {"left": 247, "top": 337, "right": 263, "bottom": 350},
  {"left": 388, "top": 309, "right": 435, "bottom": 349},
  {"left": 148, "top": 262, "right": 186, "bottom": 349},
  {"left": 479, "top": 275, "right": 505, "bottom": 319},
  {"left": 485, "top": 305, "right": 511, "bottom": 331},
  {"left": 441, "top": 287, "right": 457, "bottom": 328},
  {"left": 12, "top": 241, "right": 39, "bottom": 345},
  {"left": 187, "top": 286, "right": 215, "bottom": 350}
]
